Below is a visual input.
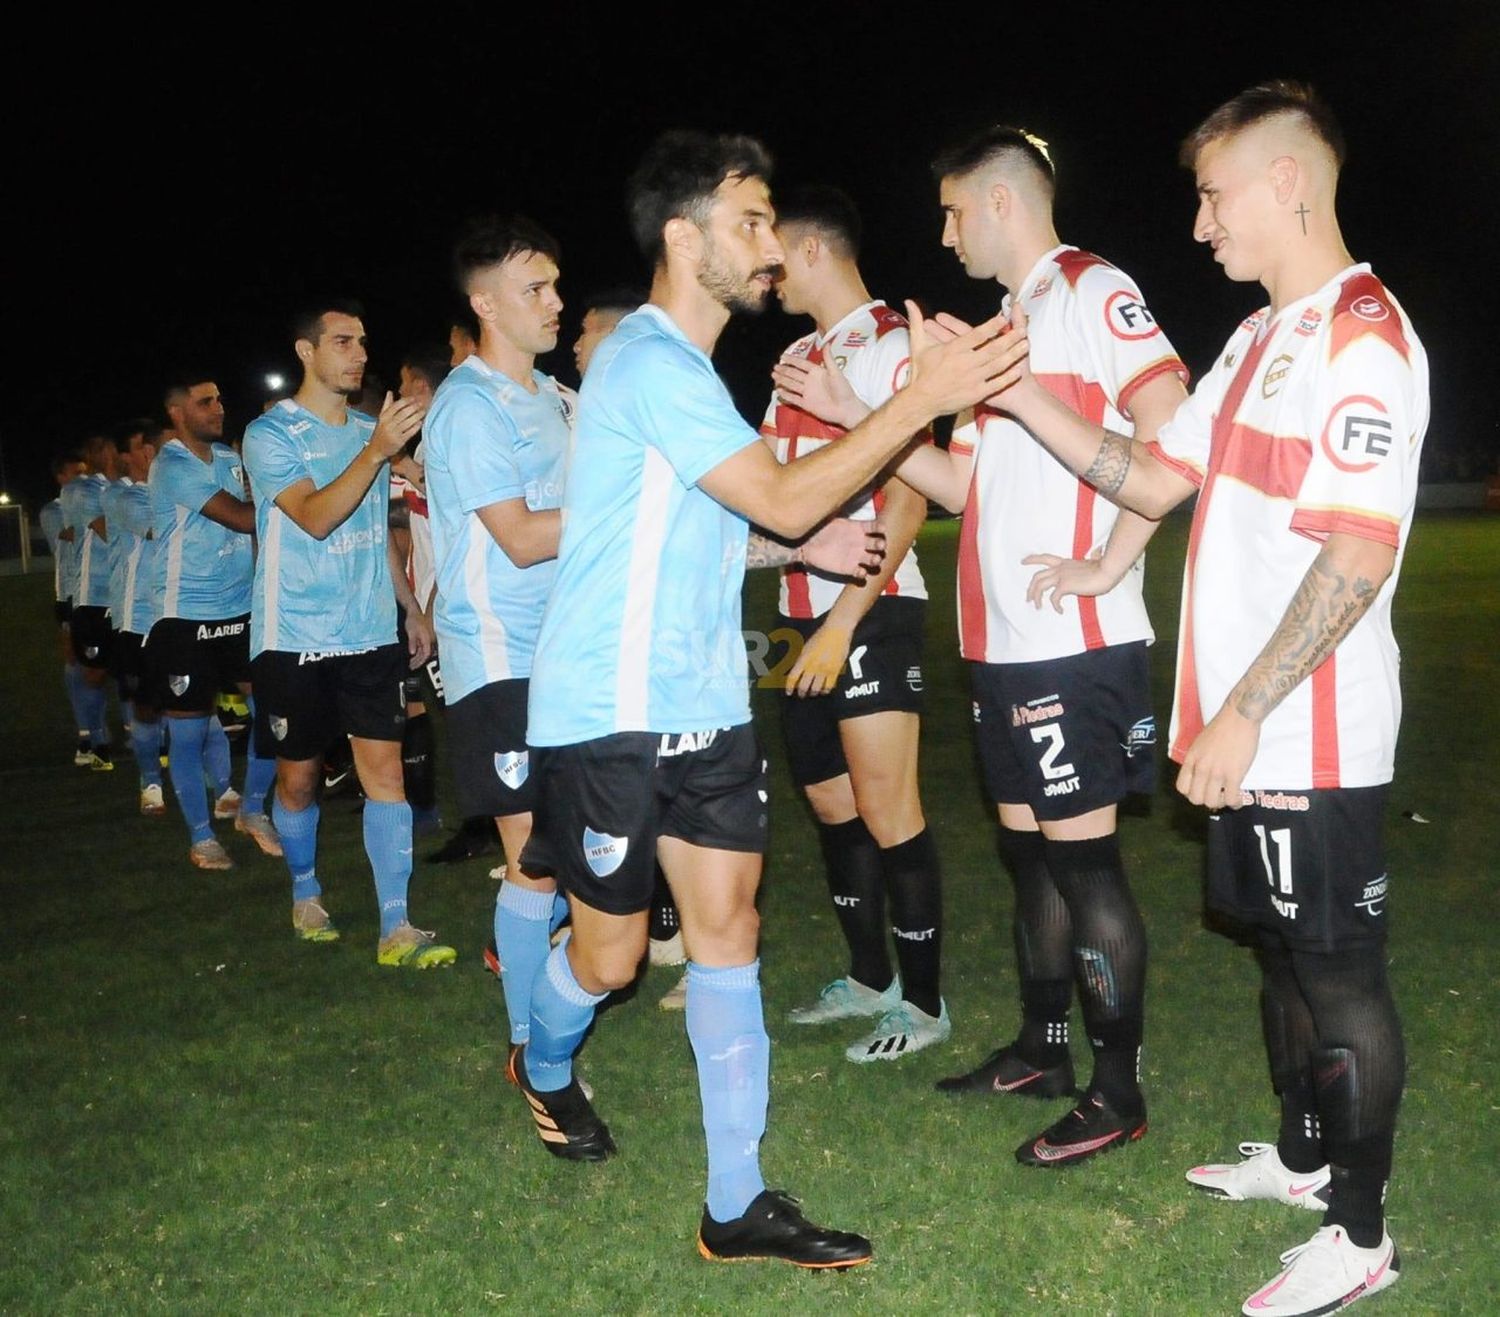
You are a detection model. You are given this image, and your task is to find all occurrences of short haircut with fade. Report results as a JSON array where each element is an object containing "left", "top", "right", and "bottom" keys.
[
  {"left": 1179, "top": 80, "right": 1346, "bottom": 170},
  {"left": 400, "top": 345, "right": 453, "bottom": 392},
  {"left": 291, "top": 299, "right": 365, "bottom": 348},
  {"left": 452, "top": 215, "right": 560, "bottom": 294},
  {"left": 581, "top": 286, "right": 648, "bottom": 318},
  {"left": 931, "top": 125, "right": 1056, "bottom": 195},
  {"left": 626, "top": 130, "right": 774, "bottom": 266},
  {"left": 774, "top": 184, "right": 863, "bottom": 259},
  {"left": 162, "top": 369, "right": 218, "bottom": 410}
]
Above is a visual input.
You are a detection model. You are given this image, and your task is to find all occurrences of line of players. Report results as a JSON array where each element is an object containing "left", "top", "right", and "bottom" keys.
[{"left": 39, "top": 80, "right": 1425, "bottom": 1315}]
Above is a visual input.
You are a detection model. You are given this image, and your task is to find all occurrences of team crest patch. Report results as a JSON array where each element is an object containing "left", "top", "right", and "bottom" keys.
[
  {"left": 582, "top": 826, "right": 628, "bottom": 878},
  {"left": 1261, "top": 353, "right": 1294, "bottom": 399},
  {"left": 1122, "top": 716, "right": 1157, "bottom": 757},
  {"left": 169, "top": 674, "right": 191, "bottom": 696},
  {"left": 906, "top": 664, "right": 924, "bottom": 693},
  {"left": 494, "top": 749, "right": 529, "bottom": 790},
  {"left": 270, "top": 715, "right": 289, "bottom": 742}
]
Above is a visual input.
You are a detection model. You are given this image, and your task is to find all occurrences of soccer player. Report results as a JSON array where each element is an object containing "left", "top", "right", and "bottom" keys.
[
  {"left": 243, "top": 301, "right": 452, "bottom": 966},
  {"left": 61, "top": 434, "right": 120, "bottom": 768},
  {"left": 764, "top": 185, "right": 948, "bottom": 1062},
  {"left": 513, "top": 129, "right": 1025, "bottom": 1268},
  {"left": 572, "top": 288, "right": 644, "bottom": 379},
  {"left": 980, "top": 83, "right": 1424, "bottom": 1315},
  {"left": 776, "top": 129, "right": 1187, "bottom": 1155},
  {"left": 102, "top": 424, "right": 166, "bottom": 815},
  {"left": 147, "top": 375, "right": 281, "bottom": 868},
  {"left": 423, "top": 215, "right": 574, "bottom": 1054},
  {"left": 40, "top": 450, "right": 92, "bottom": 763}
]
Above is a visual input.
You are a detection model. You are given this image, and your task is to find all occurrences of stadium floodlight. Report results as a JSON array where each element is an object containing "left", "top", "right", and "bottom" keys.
[
  {"left": 0, "top": 492, "right": 9, "bottom": 505},
  {"left": 265, "top": 372, "right": 286, "bottom": 392}
]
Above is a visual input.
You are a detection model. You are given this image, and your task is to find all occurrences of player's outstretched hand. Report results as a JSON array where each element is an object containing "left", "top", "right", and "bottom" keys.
[
  {"left": 404, "top": 604, "right": 435, "bottom": 669},
  {"left": 802, "top": 516, "right": 886, "bottom": 581},
  {"left": 1022, "top": 548, "right": 1115, "bottom": 613},
  {"left": 904, "top": 301, "right": 1028, "bottom": 418},
  {"left": 772, "top": 353, "right": 870, "bottom": 430},
  {"left": 785, "top": 622, "right": 852, "bottom": 698},
  {"left": 1175, "top": 706, "right": 1259, "bottom": 809},
  {"left": 371, "top": 392, "right": 426, "bottom": 460}
]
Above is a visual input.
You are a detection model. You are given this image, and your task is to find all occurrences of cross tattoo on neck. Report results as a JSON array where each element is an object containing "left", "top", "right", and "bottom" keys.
[{"left": 1296, "top": 203, "right": 1310, "bottom": 234}]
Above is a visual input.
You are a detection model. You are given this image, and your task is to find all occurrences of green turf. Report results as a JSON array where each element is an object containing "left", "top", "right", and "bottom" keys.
[{"left": 3, "top": 514, "right": 1497, "bottom": 1314}]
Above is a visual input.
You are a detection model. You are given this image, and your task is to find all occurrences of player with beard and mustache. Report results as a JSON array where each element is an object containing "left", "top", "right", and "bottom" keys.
[{"left": 508, "top": 129, "right": 1028, "bottom": 1268}]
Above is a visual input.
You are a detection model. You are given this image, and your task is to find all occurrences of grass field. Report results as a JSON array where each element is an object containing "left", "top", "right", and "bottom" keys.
[{"left": 2, "top": 513, "right": 1497, "bottom": 1315}]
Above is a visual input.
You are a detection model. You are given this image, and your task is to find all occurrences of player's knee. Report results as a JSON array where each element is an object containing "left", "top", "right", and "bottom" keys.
[
  {"left": 804, "top": 775, "right": 856, "bottom": 824},
  {"left": 685, "top": 904, "right": 759, "bottom": 965},
  {"left": 571, "top": 930, "right": 647, "bottom": 993}
]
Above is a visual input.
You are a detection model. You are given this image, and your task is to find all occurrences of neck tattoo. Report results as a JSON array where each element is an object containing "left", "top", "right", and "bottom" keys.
[{"left": 1296, "top": 203, "right": 1310, "bottom": 235}]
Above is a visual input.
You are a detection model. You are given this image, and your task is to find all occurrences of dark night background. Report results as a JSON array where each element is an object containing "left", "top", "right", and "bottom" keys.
[{"left": 4, "top": 1, "right": 1496, "bottom": 515}]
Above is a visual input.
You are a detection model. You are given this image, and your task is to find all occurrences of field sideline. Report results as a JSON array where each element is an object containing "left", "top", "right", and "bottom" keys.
[{"left": 2, "top": 513, "right": 1496, "bottom": 1314}]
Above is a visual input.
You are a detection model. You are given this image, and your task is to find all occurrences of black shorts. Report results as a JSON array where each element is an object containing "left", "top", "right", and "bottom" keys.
[
  {"left": 70, "top": 605, "right": 114, "bottom": 671},
  {"left": 447, "top": 678, "right": 534, "bottom": 819},
  {"left": 144, "top": 614, "right": 252, "bottom": 713},
  {"left": 112, "top": 630, "right": 150, "bottom": 701},
  {"left": 251, "top": 643, "right": 408, "bottom": 761},
  {"left": 55, "top": 599, "right": 73, "bottom": 626},
  {"left": 1207, "top": 785, "right": 1390, "bottom": 951},
  {"left": 970, "top": 642, "right": 1156, "bottom": 819},
  {"left": 779, "top": 597, "right": 927, "bottom": 787},
  {"left": 521, "top": 724, "right": 768, "bottom": 915}
]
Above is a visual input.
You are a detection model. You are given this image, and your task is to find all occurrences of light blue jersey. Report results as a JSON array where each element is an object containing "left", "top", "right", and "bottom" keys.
[
  {"left": 423, "top": 357, "right": 573, "bottom": 702},
  {"left": 102, "top": 478, "right": 158, "bottom": 635},
  {"left": 62, "top": 473, "right": 112, "bottom": 609},
  {"left": 39, "top": 498, "right": 72, "bottom": 603},
  {"left": 150, "top": 440, "right": 254, "bottom": 621},
  {"left": 243, "top": 399, "right": 394, "bottom": 657},
  {"left": 527, "top": 306, "right": 761, "bottom": 745}
]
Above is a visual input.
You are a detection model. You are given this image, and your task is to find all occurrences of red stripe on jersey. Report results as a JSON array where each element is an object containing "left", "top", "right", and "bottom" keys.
[
  {"left": 1036, "top": 372, "right": 1109, "bottom": 650},
  {"left": 1288, "top": 507, "right": 1401, "bottom": 548},
  {"left": 868, "top": 487, "right": 901, "bottom": 598},
  {"left": 403, "top": 489, "right": 428, "bottom": 518},
  {"left": 957, "top": 474, "right": 986, "bottom": 659},
  {"left": 870, "top": 304, "right": 909, "bottom": 338},
  {"left": 1053, "top": 249, "right": 1113, "bottom": 287},
  {"left": 1330, "top": 272, "right": 1410, "bottom": 365},
  {"left": 782, "top": 427, "right": 813, "bottom": 618},
  {"left": 1311, "top": 654, "right": 1341, "bottom": 787},
  {"left": 1118, "top": 355, "right": 1190, "bottom": 417},
  {"left": 1214, "top": 424, "right": 1312, "bottom": 500},
  {"left": 1171, "top": 326, "right": 1278, "bottom": 763},
  {"left": 1144, "top": 440, "right": 1205, "bottom": 489}
]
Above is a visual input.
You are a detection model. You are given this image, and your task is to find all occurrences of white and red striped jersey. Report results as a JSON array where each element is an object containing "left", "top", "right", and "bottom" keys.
[
  {"left": 951, "top": 246, "right": 1188, "bottom": 664},
  {"left": 1150, "top": 263, "right": 1428, "bottom": 790},
  {"left": 761, "top": 300, "right": 927, "bottom": 619},
  {"left": 392, "top": 437, "right": 436, "bottom": 611}
]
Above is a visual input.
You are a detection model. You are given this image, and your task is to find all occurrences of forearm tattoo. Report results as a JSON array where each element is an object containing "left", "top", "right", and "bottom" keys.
[
  {"left": 1082, "top": 431, "right": 1134, "bottom": 497},
  {"left": 1232, "top": 549, "right": 1381, "bottom": 723},
  {"left": 745, "top": 532, "right": 801, "bottom": 570}
]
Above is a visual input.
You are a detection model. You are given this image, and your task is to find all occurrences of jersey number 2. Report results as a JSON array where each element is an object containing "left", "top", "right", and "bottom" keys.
[{"left": 1029, "top": 725, "right": 1077, "bottom": 781}]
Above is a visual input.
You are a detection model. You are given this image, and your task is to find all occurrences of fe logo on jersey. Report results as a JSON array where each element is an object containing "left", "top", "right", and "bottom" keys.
[{"left": 1320, "top": 394, "right": 1393, "bottom": 474}]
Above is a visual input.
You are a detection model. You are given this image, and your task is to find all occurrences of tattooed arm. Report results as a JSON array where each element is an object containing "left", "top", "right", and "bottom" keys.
[
  {"left": 746, "top": 520, "right": 887, "bottom": 578},
  {"left": 1175, "top": 533, "right": 1396, "bottom": 807}
]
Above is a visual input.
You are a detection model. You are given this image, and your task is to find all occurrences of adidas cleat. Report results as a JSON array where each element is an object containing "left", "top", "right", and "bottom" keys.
[
  {"left": 846, "top": 999, "right": 951, "bottom": 1063},
  {"left": 787, "top": 974, "right": 900, "bottom": 1025},
  {"left": 1187, "top": 1142, "right": 1330, "bottom": 1210},
  {"left": 936, "top": 1043, "right": 1077, "bottom": 1098},
  {"left": 507, "top": 1042, "right": 593, "bottom": 1100},
  {"left": 697, "top": 1189, "right": 872, "bottom": 1269},
  {"left": 292, "top": 898, "right": 340, "bottom": 943},
  {"left": 1016, "top": 1091, "right": 1147, "bottom": 1168},
  {"left": 513, "top": 1044, "right": 615, "bottom": 1162},
  {"left": 234, "top": 811, "right": 283, "bottom": 857},
  {"left": 213, "top": 789, "right": 242, "bottom": 820},
  {"left": 139, "top": 783, "right": 167, "bottom": 816},
  {"left": 377, "top": 923, "right": 457, "bottom": 968},
  {"left": 1240, "top": 1225, "right": 1398, "bottom": 1315},
  {"left": 189, "top": 838, "right": 234, "bottom": 871}
]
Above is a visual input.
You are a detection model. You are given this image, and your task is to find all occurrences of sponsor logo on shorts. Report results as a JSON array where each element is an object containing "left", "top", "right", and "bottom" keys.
[
  {"left": 494, "top": 749, "right": 529, "bottom": 790},
  {"left": 658, "top": 729, "right": 719, "bottom": 759},
  {"left": 906, "top": 664, "right": 923, "bottom": 693},
  {"left": 1253, "top": 790, "right": 1310, "bottom": 811},
  {"left": 1271, "top": 893, "right": 1300, "bottom": 920},
  {"left": 972, "top": 701, "right": 982, "bottom": 724},
  {"left": 296, "top": 646, "right": 376, "bottom": 665},
  {"left": 845, "top": 680, "right": 881, "bottom": 699},
  {"left": 1356, "top": 873, "right": 1388, "bottom": 917},
  {"left": 581, "top": 826, "right": 628, "bottom": 878},
  {"left": 270, "top": 715, "right": 289, "bottom": 741},
  {"left": 1043, "top": 776, "right": 1082, "bottom": 798},
  {"left": 195, "top": 621, "right": 246, "bottom": 640},
  {"left": 1121, "top": 716, "right": 1157, "bottom": 757},
  {"left": 1012, "top": 695, "right": 1064, "bottom": 727},
  {"left": 169, "top": 674, "right": 191, "bottom": 696},
  {"left": 833, "top": 895, "right": 860, "bottom": 908}
]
